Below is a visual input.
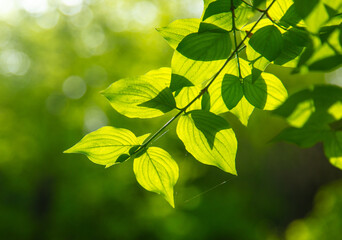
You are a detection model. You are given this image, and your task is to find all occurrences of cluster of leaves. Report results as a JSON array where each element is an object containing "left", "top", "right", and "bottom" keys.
[{"left": 65, "top": 0, "right": 342, "bottom": 207}]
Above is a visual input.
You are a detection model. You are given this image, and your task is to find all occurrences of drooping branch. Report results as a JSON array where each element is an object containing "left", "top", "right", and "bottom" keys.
[{"left": 132, "top": 0, "right": 278, "bottom": 156}]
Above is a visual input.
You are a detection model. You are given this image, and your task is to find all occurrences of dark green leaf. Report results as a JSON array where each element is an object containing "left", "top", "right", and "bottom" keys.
[
  {"left": 221, "top": 74, "right": 243, "bottom": 110},
  {"left": 324, "top": 131, "right": 342, "bottom": 170},
  {"left": 249, "top": 25, "right": 284, "bottom": 61},
  {"left": 274, "top": 125, "right": 330, "bottom": 148}
]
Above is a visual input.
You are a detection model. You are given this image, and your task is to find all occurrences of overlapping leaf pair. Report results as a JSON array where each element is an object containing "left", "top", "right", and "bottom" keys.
[{"left": 65, "top": 0, "right": 342, "bottom": 207}]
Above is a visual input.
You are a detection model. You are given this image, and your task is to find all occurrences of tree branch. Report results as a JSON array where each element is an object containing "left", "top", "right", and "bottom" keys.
[{"left": 131, "top": 0, "right": 278, "bottom": 156}]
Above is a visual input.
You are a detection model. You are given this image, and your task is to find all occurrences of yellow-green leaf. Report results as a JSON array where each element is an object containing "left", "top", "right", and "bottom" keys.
[
  {"left": 267, "top": 0, "right": 304, "bottom": 27},
  {"left": 64, "top": 126, "right": 139, "bottom": 166},
  {"left": 133, "top": 147, "right": 179, "bottom": 207},
  {"left": 170, "top": 31, "right": 231, "bottom": 91},
  {"left": 157, "top": 18, "right": 201, "bottom": 49},
  {"left": 102, "top": 68, "right": 176, "bottom": 119},
  {"left": 243, "top": 72, "right": 288, "bottom": 110},
  {"left": 201, "top": 0, "right": 253, "bottom": 31},
  {"left": 230, "top": 96, "right": 255, "bottom": 126},
  {"left": 174, "top": 85, "right": 202, "bottom": 111},
  {"left": 177, "top": 110, "right": 237, "bottom": 174},
  {"left": 208, "top": 58, "right": 255, "bottom": 126},
  {"left": 208, "top": 58, "right": 252, "bottom": 114}
]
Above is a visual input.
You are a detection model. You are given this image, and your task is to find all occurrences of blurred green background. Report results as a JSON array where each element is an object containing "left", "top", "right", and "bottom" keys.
[{"left": 1, "top": 0, "right": 342, "bottom": 239}]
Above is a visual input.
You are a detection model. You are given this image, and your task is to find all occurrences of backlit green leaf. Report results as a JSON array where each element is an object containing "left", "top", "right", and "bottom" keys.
[
  {"left": 64, "top": 126, "right": 139, "bottom": 167},
  {"left": 293, "top": 0, "right": 330, "bottom": 32},
  {"left": 266, "top": 0, "right": 303, "bottom": 27},
  {"left": 177, "top": 110, "right": 237, "bottom": 174},
  {"left": 298, "top": 26, "right": 342, "bottom": 72},
  {"left": 230, "top": 96, "right": 255, "bottom": 126},
  {"left": 208, "top": 58, "right": 251, "bottom": 113},
  {"left": 170, "top": 31, "right": 231, "bottom": 91},
  {"left": 174, "top": 85, "right": 202, "bottom": 111},
  {"left": 133, "top": 147, "right": 179, "bottom": 207},
  {"left": 201, "top": 0, "right": 253, "bottom": 31},
  {"left": 156, "top": 18, "right": 201, "bottom": 49},
  {"left": 102, "top": 68, "right": 176, "bottom": 118},
  {"left": 208, "top": 58, "right": 255, "bottom": 126},
  {"left": 243, "top": 72, "right": 288, "bottom": 110}
]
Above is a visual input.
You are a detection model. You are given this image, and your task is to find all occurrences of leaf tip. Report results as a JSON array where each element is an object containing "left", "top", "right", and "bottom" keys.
[
  {"left": 165, "top": 194, "right": 175, "bottom": 208},
  {"left": 63, "top": 147, "right": 74, "bottom": 154},
  {"left": 99, "top": 89, "right": 107, "bottom": 96},
  {"left": 105, "top": 163, "right": 115, "bottom": 168}
]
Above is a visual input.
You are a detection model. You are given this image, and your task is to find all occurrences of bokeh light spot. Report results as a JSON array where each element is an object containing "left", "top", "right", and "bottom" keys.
[
  {"left": 62, "top": 76, "right": 87, "bottom": 99},
  {"left": 0, "top": 49, "right": 31, "bottom": 76},
  {"left": 132, "top": 1, "right": 158, "bottom": 26},
  {"left": 20, "top": 0, "right": 49, "bottom": 15},
  {"left": 84, "top": 106, "right": 108, "bottom": 132}
]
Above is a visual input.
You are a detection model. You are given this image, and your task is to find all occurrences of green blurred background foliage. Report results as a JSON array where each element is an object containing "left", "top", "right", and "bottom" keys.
[{"left": 0, "top": 0, "right": 341, "bottom": 239}]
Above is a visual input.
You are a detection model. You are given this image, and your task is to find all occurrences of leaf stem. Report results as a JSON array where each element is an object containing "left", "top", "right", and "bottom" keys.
[{"left": 132, "top": 0, "right": 278, "bottom": 156}]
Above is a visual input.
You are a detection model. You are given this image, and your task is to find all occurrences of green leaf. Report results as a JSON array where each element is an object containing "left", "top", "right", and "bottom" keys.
[
  {"left": 176, "top": 32, "right": 232, "bottom": 61},
  {"left": 309, "top": 55, "right": 342, "bottom": 71},
  {"left": 249, "top": 25, "right": 284, "bottom": 61},
  {"left": 170, "top": 31, "right": 232, "bottom": 91},
  {"left": 274, "top": 125, "right": 330, "bottom": 148},
  {"left": 230, "top": 96, "right": 255, "bottom": 126},
  {"left": 177, "top": 110, "right": 237, "bottom": 174},
  {"left": 243, "top": 72, "right": 288, "bottom": 110},
  {"left": 208, "top": 58, "right": 251, "bottom": 113},
  {"left": 221, "top": 74, "right": 244, "bottom": 110},
  {"left": 102, "top": 68, "right": 176, "bottom": 118},
  {"left": 272, "top": 85, "right": 342, "bottom": 162},
  {"left": 201, "top": 0, "right": 253, "bottom": 32},
  {"left": 208, "top": 58, "right": 255, "bottom": 126},
  {"left": 156, "top": 18, "right": 201, "bottom": 49},
  {"left": 267, "top": 0, "right": 303, "bottom": 27},
  {"left": 64, "top": 126, "right": 139, "bottom": 167},
  {"left": 201, "top": 91, "right": 211, "bottom": 111},
  {"left": 293, "top": 0, "right": 342, "bottom": 33},
  {"left": 242, "top": 20, "right": 285, "bottom": 76},
  {"left": 252, "top": 0, "right": 266, "bottom": 8},
  {"left": 273, "top": 85, "right": 342, "bottom": 126},
  {"left": 174, "top": 85, "right": 202, "bottom": 111},
  {"left": 328, "top": 101, "right": 342, "bottom": 121},
  {"left": 324, "top": 131, "right": 342, "bottom": 170},
  {"left": 299, "top": 27, "right": 342, "bottom": 72},
  {"left": 274, "top": 28, "right": 310, "bottom": 67},
  {"left": 133, "top": 147, "right": 179, "bottom": 207}
]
